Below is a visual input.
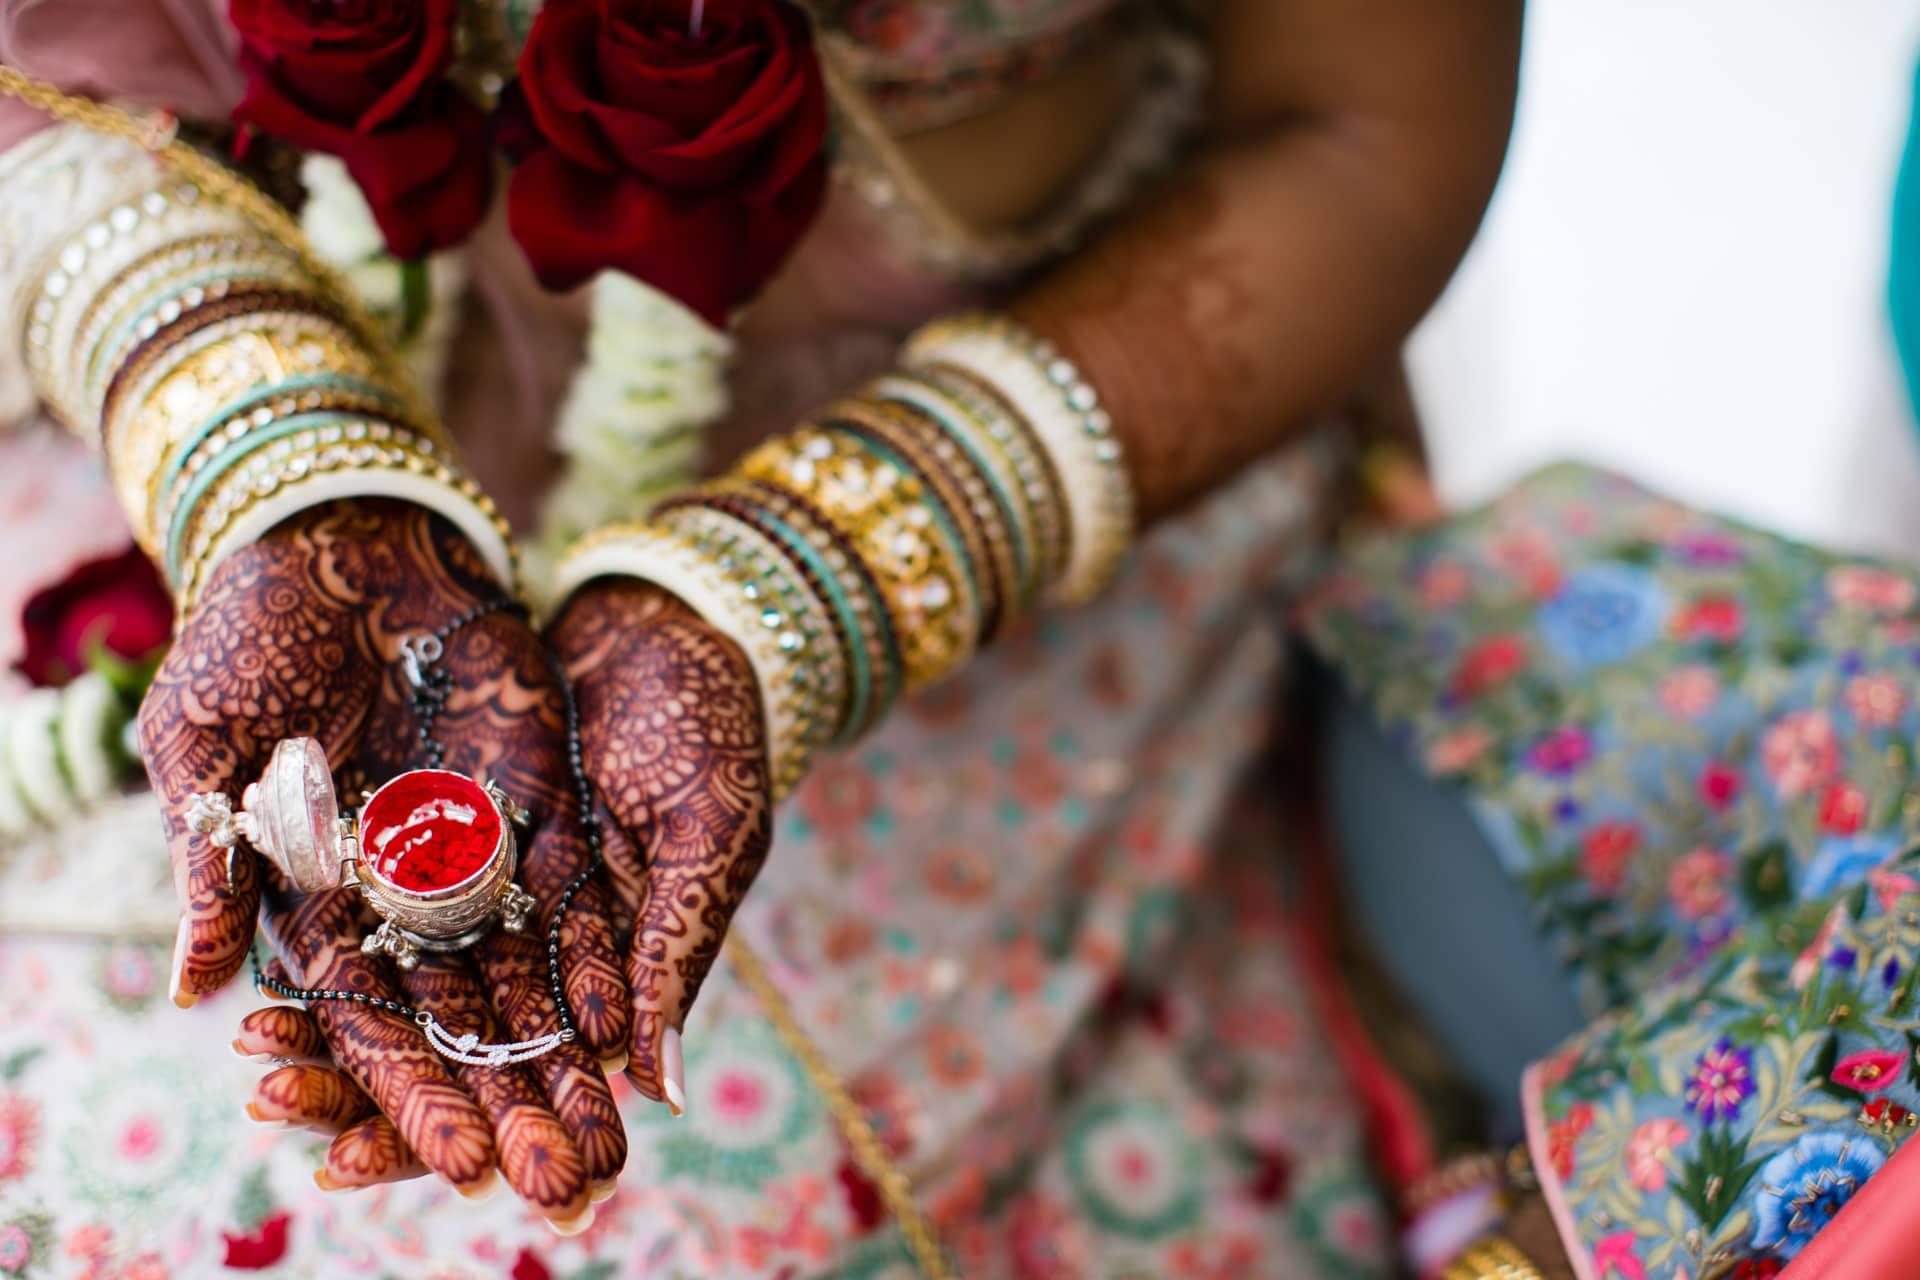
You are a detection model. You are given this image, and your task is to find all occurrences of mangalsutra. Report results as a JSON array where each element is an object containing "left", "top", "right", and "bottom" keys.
[{"left": 188, "top": 599, "right": 604, "bottom": 1067}]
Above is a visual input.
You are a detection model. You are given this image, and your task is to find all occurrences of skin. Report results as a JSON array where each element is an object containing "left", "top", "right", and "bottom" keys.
[
  {"left": 222, "top": 574, "right": 772, "bottom": 1171},
  {"left": 204, "top": 0, "right": 1531, "bottom": 1260},
  {"left": 140, "top": 498, "right": 619, "bottom": 1221}
]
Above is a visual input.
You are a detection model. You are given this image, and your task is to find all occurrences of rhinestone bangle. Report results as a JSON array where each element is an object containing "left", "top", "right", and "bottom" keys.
[{"left": 904, "top": 313, "right": 1134, "bottom": 606}]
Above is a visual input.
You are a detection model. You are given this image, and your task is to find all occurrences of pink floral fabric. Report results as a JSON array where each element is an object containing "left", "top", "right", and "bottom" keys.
[{"left": 0, "top": 438, "right": 1395, "bottom": 1277}]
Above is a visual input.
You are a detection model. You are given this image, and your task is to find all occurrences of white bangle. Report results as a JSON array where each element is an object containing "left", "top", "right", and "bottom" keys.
[
  {"left": 903, "top": 313, "right": 1133, "bottom": 605},
  {"left": 192, "top": 455, "right": 517, "bottom": 604}
]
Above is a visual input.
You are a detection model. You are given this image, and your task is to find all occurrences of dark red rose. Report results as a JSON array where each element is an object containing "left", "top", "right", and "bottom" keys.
[
  {"left": 219, "top": 1210, "right": 291, "bottom": 1269},
  {"left": 229, "top": 0, "right": 492, "bottom": 259},
  {"left": 17, "top": 546, "right": 173, "bottom": 688},
  {"left": 505, "top": 0, "right": 828, "bottom": 325}
]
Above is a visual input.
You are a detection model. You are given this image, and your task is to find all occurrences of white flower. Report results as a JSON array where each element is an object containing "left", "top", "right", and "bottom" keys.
[
  {"left": 537, "top": 271, "right": 731, "bottom": 552},
  {"left": 298, "top": 154, "right": 386, "bottom": 266}
]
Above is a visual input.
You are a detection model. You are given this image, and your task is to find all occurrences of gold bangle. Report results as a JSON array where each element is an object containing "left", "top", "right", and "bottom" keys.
[
  {"left": 1439, "top": 1236, "right": 1548, "bottom": 1280},
  {"left": 737, "top": 424, "right": 980, "bottom": 695},
  {"left": 110, "top": 311, "right": 379, "bottom": 552},
  {"left": 825, "top": 395, "right": 1012, "bottom": 642}
]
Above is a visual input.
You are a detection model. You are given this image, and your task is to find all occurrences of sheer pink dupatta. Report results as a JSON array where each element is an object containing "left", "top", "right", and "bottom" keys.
[{"left": 0, "top": 0, "right": 240, "bottom": 147}]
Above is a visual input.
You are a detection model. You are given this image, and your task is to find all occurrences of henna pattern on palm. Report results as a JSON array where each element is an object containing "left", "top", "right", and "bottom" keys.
[
  {"left": 140, "top": 499, "right": 628, "bottom": 1209},
  {"left": 548, "top": 579, "right": 775, "bottom": 1105}
]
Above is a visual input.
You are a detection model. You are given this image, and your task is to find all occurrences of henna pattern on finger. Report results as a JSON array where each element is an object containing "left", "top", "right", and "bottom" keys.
[
  {"left": 477, "top": 930, "right": 629, "bottom": 1184},
  {"left": 250, "top": 1064, "right": 376, "bottom": 1130},
  {"left": 235, "top": 1005, "right": 332, "bottom": 1062},
  {"left": 265, "top": 886, "right": 498, "bottom": 1193},
  {"left": 321, "top": 1115, "right": 425, "bottom": 1191},
  {"left": 549, "top": 581, "right": 773, "bottom": 1100},
  {"left": 398, "top": 955, "right": 592, "bottom": 1220}
]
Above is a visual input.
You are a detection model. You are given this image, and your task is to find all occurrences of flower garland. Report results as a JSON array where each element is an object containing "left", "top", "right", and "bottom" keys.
[
  {"left": 533, "top": 273, "right": 729, "bottom": 568},
  {"left": 0, "top": 672, "right": 137, "bottom": 844}
]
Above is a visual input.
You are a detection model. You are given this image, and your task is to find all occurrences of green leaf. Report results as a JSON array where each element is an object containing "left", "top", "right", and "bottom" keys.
[
  {"left": 1672, "top": 1125, "right": 1766, "bottom": 1234},
  {"left": 565, "top": 1264, "right": 621, "bottom": 1280},
  {"left": 0, "top": 1046, "right": 43, "bottom": 1081},
  {"left": 1808, "top": 1033, "right": 1840, "bottom": 1085},
  {"left": 1741, "top": 841, "right": 1794, "bottom": 912},
  {"left": 86, "top": 640, "right": 164, "bottom": 708}
]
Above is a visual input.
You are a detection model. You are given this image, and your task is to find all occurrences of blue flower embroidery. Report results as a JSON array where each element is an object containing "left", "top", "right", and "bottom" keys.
[
  {"left": 1537, "top": 565, "right": 1668, "bottom": 670},
  {"left": 1752, "top": 1132, "right": 1885, "bottom": 1259},
  {"left": 1800, "top": 833, "right": 1903, "bottom": 900}
]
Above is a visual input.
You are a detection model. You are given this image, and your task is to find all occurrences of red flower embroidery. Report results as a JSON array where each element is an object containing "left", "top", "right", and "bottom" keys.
[
  {"left": 1580, "top": 822, "right": 1640, "bottom": 894},
  {"left": 17, "top": 545, "right": 172, "bottom": 687},
  {"left": 1546, "top": 1101, "right": 1594, "bottom": 1180},
  {"left": 229, "top": 0, "right": 492, "bottom": 258},
  {"left": 220, "top": 1211, "right": 290, "bottom": 1269},
  {"left": 1671, "top": 595, "right": 1745, "bottom": 643},
  {"left": 1697, "top": 761, "right": 1742, "bottom": 812},
  {"left": 836, "top": 1159, "right": 886, "bottom": 1233},
  {"left": 1831, "top": 1048, "right": 1905, "bottom": 1093},
  {"left": 1817, "top": 781, "right": 1869, "bottom": 836},
  {"left": 504, "top": 0, "right": 828, "bottom": 325},
  {"left": 1449, "top": 633, "right": 1528, "bottom": 699},
  {"left": 510, "top": 1249, "right": 554, "bottom": 1280}
]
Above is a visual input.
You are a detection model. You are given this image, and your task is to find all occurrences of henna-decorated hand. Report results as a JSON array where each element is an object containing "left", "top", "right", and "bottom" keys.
[
  {"left": 546, "top": 578, "right": 775, "bottom": 1112},
  {"left": 139, "top": 499, "right": 630, "bottom": 1220}
]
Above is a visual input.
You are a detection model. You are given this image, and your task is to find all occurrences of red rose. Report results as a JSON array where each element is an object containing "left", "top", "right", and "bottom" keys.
[
  {"left": 230, "top": 0, "right": 492, "bottom": 259},
  {"left": 17, "top": 546, "right": 173, "bottom": 688},
  {"left": 505, "top": 0, "right": 829, "bottom": 324}
]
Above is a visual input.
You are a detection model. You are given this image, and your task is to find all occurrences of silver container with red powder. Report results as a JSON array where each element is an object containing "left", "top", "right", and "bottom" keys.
[{"left": 233, "top": 737, "right": 534, "bottom": 967}]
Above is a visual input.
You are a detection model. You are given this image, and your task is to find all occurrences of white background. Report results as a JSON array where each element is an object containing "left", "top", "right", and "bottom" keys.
[{"left": 1410, "top": 0, "right": 1920, "bottom": 561}]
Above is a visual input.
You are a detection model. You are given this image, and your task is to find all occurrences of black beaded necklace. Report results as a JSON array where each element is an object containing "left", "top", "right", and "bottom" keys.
[{"left": 250, "top": 598, "right": 606, "bottom": 1066}]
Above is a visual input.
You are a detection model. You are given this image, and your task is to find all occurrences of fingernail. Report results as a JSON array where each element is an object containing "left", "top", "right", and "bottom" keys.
[
  {"left": 455, "top": 1168, "right": 501, "bottom": 1202},
  {"left": 169, "top": 916, "right": 197, "bottom": 1009},
  {"left": 662, "top": 1026, "right": 685, "bottom": 1118},
  {"left": 314, "top": 1169, "right": 342, "bottom": 1192},
  {"left": 231, "top": 1040, "right": 251, "bottom": 1059},
  {"left": 589, "top": 1178, "right": 618, "bottom": 1205},
  {"left": 599, "top": 1050, "right": 629, "bottom": 1076},
  {"left": 244, "top": 1102, "right": 268, "bottom": 1123},
  {"left": 546, "top": 1206, "right": 596, "bottom": 1236}
]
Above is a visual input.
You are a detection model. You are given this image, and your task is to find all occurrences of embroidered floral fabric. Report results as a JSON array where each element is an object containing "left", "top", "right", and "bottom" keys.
[
  {"left": 1297, "top": 462, "right": 1920, "bottom": 1278},
  {"left": 0, "top": 440, "right": 1396, "bottom": 1279}
]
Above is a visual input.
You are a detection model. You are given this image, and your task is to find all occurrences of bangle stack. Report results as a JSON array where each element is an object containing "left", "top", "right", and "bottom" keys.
[
  {"left": 1438, "top": 1236, "right": 1547, "bottom": 1280},
  {"left": 554, "top": 311, "right": 1136, "bottom": 796},
  {"left": 16, "top": 160, "right": 514, "bottom": 606}
]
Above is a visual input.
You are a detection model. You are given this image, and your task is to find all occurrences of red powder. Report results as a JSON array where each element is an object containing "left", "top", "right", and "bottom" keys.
[{"left": 359, "top": 771, "right": 501, "bottom": 893}]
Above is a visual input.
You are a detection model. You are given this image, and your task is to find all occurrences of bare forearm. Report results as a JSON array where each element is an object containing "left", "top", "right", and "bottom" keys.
[{"left": 1012, "top": 0, "right": 1523, "bottom": 523}]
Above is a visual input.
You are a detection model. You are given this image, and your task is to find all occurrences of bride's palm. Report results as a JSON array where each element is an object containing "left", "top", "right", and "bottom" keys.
[{"left": 140, "top": 499, "right": 628, "bottom": 1216}]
